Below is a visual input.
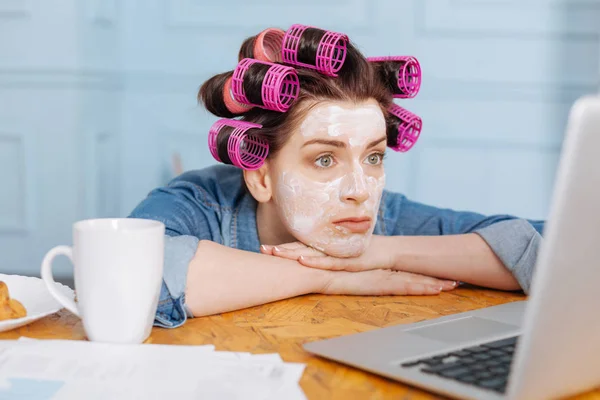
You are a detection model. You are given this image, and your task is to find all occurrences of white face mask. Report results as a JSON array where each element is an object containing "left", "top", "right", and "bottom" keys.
[{"left": 274, "top": 102, "right": 386, "bottom": 257}]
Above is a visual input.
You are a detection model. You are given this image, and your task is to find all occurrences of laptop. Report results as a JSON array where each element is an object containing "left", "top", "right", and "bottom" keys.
[{"left": 303, "top": 95, "right": 600, "bottom": 400}]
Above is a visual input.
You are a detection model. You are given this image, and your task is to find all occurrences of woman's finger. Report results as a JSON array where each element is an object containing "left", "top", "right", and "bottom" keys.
[
  {"left": 259, "top": 245, "right": 275, "bottom": 255},
  {"left": 260, "top": 242, "right": 313, "bottom": 255},
  {"left": 399, "top": 271, "right": 457, "bottom": 291},
  {"left": 272, "top": 245, "right": 324, "bottom": 261},
  {"left": 276, "top": 242, "right": 309, "bottom": 251},
  {"left": 373, "top": 270, "right": 444, "bottom": 295},
  {"left": 441, "top": 280, "right": 458, "bottom": 291},
  {"left": 323, "top": 269, "right": 443, "bottom": 296},
  {"left": 298, "top": 255, "right": 371, "bottom": 271}
]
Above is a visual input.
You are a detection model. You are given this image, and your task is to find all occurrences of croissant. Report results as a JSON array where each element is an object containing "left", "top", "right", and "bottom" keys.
[{"left": 0, "top": 281, "right": 27, "bottom": 320}]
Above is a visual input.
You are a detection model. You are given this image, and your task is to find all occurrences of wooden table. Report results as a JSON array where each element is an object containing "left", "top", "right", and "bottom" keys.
[{"left": 1, "top": 287, "right": 599, "bottom": 399}]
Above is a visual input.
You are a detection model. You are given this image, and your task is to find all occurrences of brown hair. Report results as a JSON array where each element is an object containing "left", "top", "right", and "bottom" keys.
[{"left": 198, "top": 29, "right": 395, "bottom": 161}]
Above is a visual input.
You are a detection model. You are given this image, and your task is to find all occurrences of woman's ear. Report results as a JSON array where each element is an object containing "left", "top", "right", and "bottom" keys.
[{"left": 243, "top": 163, "right": 273, "bottom": 203}]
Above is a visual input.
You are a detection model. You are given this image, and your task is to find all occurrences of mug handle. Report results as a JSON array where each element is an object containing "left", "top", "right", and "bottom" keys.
[{"left": 41, "top": 245, "right": 80, "bottom": 317}]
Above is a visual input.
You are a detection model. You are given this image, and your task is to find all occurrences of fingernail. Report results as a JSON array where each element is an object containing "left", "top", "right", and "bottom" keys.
[
  {"left": 426, "top": 285, "right": 442, "bottom": 294},
  {"left": 273, "top": 246, "right": 280, "bottom": 252},
  {"left": 260, "top": 245, "right": 267, "bottom": 251},
  {"left": 452, "top": 281, "right": 458, "bottom": 287},
  {"left": 298, "top": 256, "right": 304, "bottom": 261}
]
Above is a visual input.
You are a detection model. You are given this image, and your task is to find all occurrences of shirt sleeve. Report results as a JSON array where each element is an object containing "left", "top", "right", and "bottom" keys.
[
  {"left": 129, "top": 176, "right": 221, "bottom": 328},
  {"left": 382, "top": 191, "right": 545, "bottom": 293}
]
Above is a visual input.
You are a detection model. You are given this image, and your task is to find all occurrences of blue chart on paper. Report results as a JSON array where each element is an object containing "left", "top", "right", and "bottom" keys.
[{"left": 0, "top": 378, "right": 64, "bottom": 400}]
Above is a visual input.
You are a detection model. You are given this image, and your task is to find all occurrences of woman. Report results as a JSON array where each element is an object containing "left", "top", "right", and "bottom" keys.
[{"left": 129, "top": 25, "right": 544, "bottom": 328}]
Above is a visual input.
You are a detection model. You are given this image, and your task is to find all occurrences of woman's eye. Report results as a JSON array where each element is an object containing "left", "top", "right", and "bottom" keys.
[
  {"left": 365, "top": 153, "right": 384, "bottom": 165},
  {"left": 315, "top": 155, "right": 334, "bottom": 168}
]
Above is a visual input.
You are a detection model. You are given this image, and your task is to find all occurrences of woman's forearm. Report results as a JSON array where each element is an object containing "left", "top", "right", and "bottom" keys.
[
  {"left": 391, "top": 234, "right": 521, "bottom": 291},
  {"left": 185, "top": 240, "right": 329, "bottom": 316}
]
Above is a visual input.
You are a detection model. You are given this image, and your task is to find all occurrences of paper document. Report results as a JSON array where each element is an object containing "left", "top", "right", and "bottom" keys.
[{"left": 0, "top": 338, "right": 306, "bottom": 400}]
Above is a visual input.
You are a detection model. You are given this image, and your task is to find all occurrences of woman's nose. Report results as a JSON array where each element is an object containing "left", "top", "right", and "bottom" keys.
[{"left": 340, "top": 170, "right": 369, "bottom": 204}]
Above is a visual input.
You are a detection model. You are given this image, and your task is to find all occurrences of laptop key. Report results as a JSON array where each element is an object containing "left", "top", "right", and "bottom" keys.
[
  {"left": 499, "top": 355, "right": 513, "bottom": 364},
  {"left": 476, "top": 377, "right": 507, "bottom": 393},
  {"left": 489, "top": 366, "right": 510, "bottom": 376},
  {"left": 439, "top": 367, "right": 472, "bottom": 379},
  {"left": 421, "top": 362, "right": 463, "bottom": 374},
  {"left": 485, "top": 360, "right": 502, "bottom": 367},
  {"left": 457, "top": 375, "right": 478, "bottom": 384},
  {"left": 421, "top": 359, "right": 443, "bottom": 366},
  {"left": 400, "top": 360, "right": 421, "bottom": 368},
  {"left": 450, "top": 350, "right": 471, "bottom": 357},
  {"left": 481, "top": 336, "right": 518, "bottom": 349},
  {"left": 469, "top": 364, "right": 486, "bottom": 371},
  {"left": 473, "top": 353, "right": 491, "bottom": 361},
  {"left": 459, "top": 357, "right": 477, "bottom": 364},
  {"left": 464, "top": 346, "right": 488, "bottom": 353},
  {"left": 474, "top": 371, "right": 493, "bottom": 380}
]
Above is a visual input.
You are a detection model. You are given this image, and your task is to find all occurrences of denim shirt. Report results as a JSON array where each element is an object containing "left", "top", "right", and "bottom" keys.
[{"left": 129, "top": 164, "right": 545, "bottom": 329}]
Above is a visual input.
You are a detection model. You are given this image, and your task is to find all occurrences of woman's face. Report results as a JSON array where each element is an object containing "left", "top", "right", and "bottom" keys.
[{"left": 269, "top": 99, "right": 387, "bottom": 257}]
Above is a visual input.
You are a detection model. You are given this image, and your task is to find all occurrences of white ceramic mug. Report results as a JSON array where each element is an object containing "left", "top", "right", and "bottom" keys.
[{"left": 41, "top": 218, "right": 165, "bottom": 344}]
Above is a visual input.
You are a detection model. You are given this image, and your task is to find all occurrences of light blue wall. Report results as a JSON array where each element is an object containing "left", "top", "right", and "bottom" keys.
[{"left": 1, "top": 0, "right": 599, "bottom": 278}]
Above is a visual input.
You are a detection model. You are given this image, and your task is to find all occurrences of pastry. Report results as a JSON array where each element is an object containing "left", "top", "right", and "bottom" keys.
[{"left": 0, "top": 281, "right": 27, "bottom": 320}]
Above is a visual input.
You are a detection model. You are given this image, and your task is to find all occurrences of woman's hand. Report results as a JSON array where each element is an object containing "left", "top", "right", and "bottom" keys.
[
  {"left": 260, "top": 239, "right": 458, "bottom": 293},
  {"left": 261, "top": 236, "right": 396, "bottom": 272},
  {"left": 320, "top": 268, "right": 456, "bottom": 295}
]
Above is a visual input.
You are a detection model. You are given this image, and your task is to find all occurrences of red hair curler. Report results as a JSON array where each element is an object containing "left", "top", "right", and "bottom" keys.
[
  {"left": 253, "top": 28, "right": 285, "bottom": 62},
  {"left": 223, "top": 76, "right": 252, "bottom": 114}
]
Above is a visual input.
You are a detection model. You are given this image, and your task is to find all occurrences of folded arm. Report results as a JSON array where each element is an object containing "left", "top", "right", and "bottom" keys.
[
  {"left": 385, "top": 193, "right": 544, "bottom": 293},
  {"left": 186, "top": 240, "right": 457, "bottom": 316},
  {"left": 130, "top": 177, "right": 457, "bottom": 323},
  {"left": 268, "top": 194, "right": 543, "bottom": 293}
]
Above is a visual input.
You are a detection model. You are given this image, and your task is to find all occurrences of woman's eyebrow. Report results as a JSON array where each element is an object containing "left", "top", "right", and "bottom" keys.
[
  {"left": 302, "top": 136, "right": 387, "bottom": 149},
  {"left": 366, "top": 136, "right": 387, "bottom": 149},
  {"left": 302, "top": 139, "right": 345, "bottom": 148}
]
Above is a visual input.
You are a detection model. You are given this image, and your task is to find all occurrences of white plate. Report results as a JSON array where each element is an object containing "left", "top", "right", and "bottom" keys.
[{"left": 0, "top": 273, "right": 75, "bottom": 333}]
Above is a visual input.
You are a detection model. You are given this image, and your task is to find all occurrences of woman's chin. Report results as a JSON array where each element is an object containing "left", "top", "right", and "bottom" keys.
[
  {"left": 327, "top": 248, "right": 364, "bottom": 258},
  {"left": 313, "top": 240, "right": 368, "bottom": 258},
  {"left": 292, "top": 230, "right": 373, "bottom": 258}
]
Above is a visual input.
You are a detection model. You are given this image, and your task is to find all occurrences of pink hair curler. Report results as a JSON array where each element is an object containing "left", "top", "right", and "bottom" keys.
[
  {"left": 387, "top": 104, "right": 422, "bottom": 152},
  {"left": 367, "top": 56, "right": 422, "bottom": 98},
  {"left": 232, "top": 58, "right": 300, "bottom": 112},
  {"left": 254, "top": 28, "right": 285, "bottom": 62},
  {"left": 223, "top": 76, "right": 252, "bottom": 114},
  {"left": 208, "top": 119, "right": 268, "bottom": 170},
  {"left": 282, "top": 24, "right": 348, "bottom": 77}
]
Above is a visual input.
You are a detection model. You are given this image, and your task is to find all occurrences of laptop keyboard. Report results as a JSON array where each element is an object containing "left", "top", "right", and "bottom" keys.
[{"left": 400, "top": 336, "right": 519, "bottom": 394}]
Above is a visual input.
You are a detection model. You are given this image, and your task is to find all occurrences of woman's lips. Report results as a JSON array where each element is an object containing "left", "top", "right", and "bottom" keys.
[{"left": 333, "top": 217, "right": 372, "bottom": 233}]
